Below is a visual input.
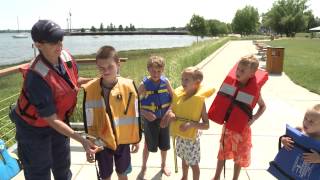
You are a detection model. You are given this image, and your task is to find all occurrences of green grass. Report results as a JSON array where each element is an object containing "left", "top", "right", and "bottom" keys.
[
  {"left": 0, "top": 37, "right": 229, "bottom": 146},
  {"left": 266, "top": 38, "right": 320, "bottom": 94},
  {"left": 295, "top": 32, "right": 311, "bottom": 38}
]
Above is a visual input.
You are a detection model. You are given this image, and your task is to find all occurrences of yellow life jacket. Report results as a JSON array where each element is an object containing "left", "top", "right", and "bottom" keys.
[
  {"left": 82, "top": 77, "right": 141, "bottom": 150},
  {"left": 170, "top": 85, "right": 215, "bottom": 140}
]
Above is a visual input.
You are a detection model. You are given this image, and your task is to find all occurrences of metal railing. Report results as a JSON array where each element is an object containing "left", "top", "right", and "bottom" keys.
[
  {"left": 0, "top": 93, "right": 19, "bottom": 147},
  {"left": 0, "top": 57, "right": 127, "bottom": 147}
]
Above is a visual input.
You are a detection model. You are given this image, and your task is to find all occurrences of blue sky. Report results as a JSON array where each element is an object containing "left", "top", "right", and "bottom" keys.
[{"left": 1, "top": 0, "right": 319, "bottom": 30}]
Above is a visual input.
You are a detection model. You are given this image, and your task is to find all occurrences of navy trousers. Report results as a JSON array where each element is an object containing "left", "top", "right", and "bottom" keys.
[{"left": 14, "top": 114, "right": 72, "bottom": 180}]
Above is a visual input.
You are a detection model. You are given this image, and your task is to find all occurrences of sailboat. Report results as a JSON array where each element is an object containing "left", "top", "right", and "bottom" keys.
[{"left": 12, "top": 17, "right": 28, "bottom": 38}]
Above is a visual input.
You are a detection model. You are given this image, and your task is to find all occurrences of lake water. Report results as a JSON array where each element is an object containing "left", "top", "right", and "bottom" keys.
[{"left": 0, "top": 33, "right": 204, "bottom": 65}]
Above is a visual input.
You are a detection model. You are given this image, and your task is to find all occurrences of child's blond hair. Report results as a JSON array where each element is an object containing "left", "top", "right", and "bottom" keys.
[
  {"left": 239, "top": 55, "right": 259, "bottom": 72},
  {"left": 147, "top": 55, "right": 165, "bottom": 69},
  {"left": 312, "top": 104, "right": 320, "bottom": 112},
  {"left": 182, "top": 66, "right": 203, "bottom": 82}
]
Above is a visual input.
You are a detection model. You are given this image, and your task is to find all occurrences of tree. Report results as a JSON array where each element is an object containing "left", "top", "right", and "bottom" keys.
[
  {"left": 305, "top": 11, "right": 320, "bottom": 31},
  {"left": 118, "top": 25, "right": 123, "bottom": 31},
  {"left": 80, "top": 28, "right": 85, "bottom": 33},
  {"left": 206, "top": 19, "right": 228, "bottom": 36},
  {"left": 125, "top": 26, "right": 130, "bottom": 31},
  {"left": 129, "top": 24, "right": 135, "bottom": 31},
  {"left": 99, "top": 23, "right": 104, "bottom": 32},
  {"left": 263, "top": 0, "right": 309, "bottom": 37},
  {"left": 232, "top": 5, "right": 259, "bottom": 36},
  {"left": 226, "top": 23, "right": 232, "bottom": 34},
  {"left": 90, "top": 26, "right": 96, "bottom": 32},
  {"left": 186, "top": 14, "right": 207, "bottom": 42}
]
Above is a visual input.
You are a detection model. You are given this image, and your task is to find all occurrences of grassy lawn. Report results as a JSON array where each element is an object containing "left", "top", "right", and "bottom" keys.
[
  {"left": 0, "top": 37, "right": 229, "bottom": 146},
  {"left": 266, "top": 38, "right": 320, "bottom": 94}
]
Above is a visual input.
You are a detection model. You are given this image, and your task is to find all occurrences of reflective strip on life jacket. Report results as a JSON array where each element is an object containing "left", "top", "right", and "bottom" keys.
[
  {"left": 235, "top": 91, "right": 254, "bottom": 106},
  {"left": 114, "top": 117, "right": 139, "bottom": 127},
  {"left": 61, "top": 51, "right": 72, "bottom": 62},
  {"left": 220, "top": 83, "right": 236, "bottom": 97},
  {"left": 33, "top": 60, "right": 49, "bottom": 77},
  {"left": 85, "top": 99, "right": 105, "bottom": 109}
]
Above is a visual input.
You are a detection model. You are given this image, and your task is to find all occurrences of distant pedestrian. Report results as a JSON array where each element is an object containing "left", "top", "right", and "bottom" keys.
[
  {"left": 208, "top": 55, "right": 267, "bottom": 180},
  {"left": 10, "top": 19, "right": 98, "bottom": 180}
]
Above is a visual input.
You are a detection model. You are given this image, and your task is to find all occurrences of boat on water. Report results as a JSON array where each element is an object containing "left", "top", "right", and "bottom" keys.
[
  {"left": 12, "top": 17, "right": 28, "bottom": 38},
  {"left": 12, "top": 34, "right": 28, "bottom": 38}
]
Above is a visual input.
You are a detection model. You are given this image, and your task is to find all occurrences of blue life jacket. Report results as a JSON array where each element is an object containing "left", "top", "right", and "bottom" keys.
[
  {"left": 140, "top": 76, "right": 171, "bottom": 119},
  {"left": 268, "top": 124, "right": 320, "bottom": 180},
  {"left": 0, "top": 139, "right": 21, "bottom": 180}
]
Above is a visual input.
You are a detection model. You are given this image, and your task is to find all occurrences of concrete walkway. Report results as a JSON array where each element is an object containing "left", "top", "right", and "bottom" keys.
[{"left": 13, "top": 40, "right": 320, "bottom": 180}]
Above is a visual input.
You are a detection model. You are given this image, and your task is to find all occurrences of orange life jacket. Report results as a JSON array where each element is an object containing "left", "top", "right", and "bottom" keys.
[
  {"left": 82, "top": 77, "right": 141, "bottom": 150},
  {"left": 208, "top": 63, "right": 268, "bottom": 133},
  {"left": 15, "top": 50, "right": 79, "bottom": 127}
]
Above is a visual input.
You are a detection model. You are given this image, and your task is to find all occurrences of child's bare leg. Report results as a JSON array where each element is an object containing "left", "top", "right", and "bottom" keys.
[
  {"left": 117, "top": 174, "right": 128, "bottom": 180},
  {"left": 181, "top": 160, "right": 189, "bottom": 180},
  {"left": 161, "top": 150, "right": 171, "bottom": 176},
  {"left": 232, "top": 163, "right": 241, "bottom": 180},
  {"left": 212, "top": 160, "right": 224, "bottom": 180},
  {"left": 138, "top": 143, "right": 149, "bottom": 179},
  {"left": 191, "top": 164, "right": 200, "bottom": 180}
]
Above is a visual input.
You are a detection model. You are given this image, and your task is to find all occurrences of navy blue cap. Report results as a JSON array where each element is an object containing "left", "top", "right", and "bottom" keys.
[{"left": 31, "top": 20, "right": 64, "bottom": 43}]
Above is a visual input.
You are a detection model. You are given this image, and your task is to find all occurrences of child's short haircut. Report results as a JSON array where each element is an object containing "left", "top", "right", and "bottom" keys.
[
  {"left": 96, "top": 45, "right": 120, "bottom": 63},
  {"left": 312, "top": 104, "right": 320, "bottom": 112},
  {"left": 182, "top": 66, "right": 203, "bottom": 82},
  {"left": 239, "top": 55, "right": 259, "bottom": 72},
  {"left": 147, "top": 56, "right": 165, "bottom": 69}
]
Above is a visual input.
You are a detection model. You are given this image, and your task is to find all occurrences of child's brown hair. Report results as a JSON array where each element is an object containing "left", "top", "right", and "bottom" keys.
[
  {"left": 147, "top": 55, "right": 165, "bottom": 69},
  {"left": 239, "top": 55, "right": 259, "bottom": 72},
  {"left": 96, "top": 45, "right": 120, "bottom": 63},
  {"left": 182, "top": 66, "right": 203, "bottom": 83}
]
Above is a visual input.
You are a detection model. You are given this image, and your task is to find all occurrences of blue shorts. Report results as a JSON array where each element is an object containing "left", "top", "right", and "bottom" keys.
[{"left": 95, "top": 144, "right": 131, "bottom": 179}]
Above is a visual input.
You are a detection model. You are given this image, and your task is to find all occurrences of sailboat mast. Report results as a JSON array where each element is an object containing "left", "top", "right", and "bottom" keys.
[{"left": 17, "top": 17, "right": 20, "bottom": 33}]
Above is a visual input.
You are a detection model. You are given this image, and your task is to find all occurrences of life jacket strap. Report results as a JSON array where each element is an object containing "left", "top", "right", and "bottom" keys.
[
  {"left": 17, "top": 90, "right": 37, "bottom": 120},
  {"left": 141, "top": 103, "right": 170, "bottom": 112},
  {"left": 145, "top": 89, "right": 168, "bottom": 96},
  {"left": 217, "top": 91, "right": 253, "bottom": 121}
]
